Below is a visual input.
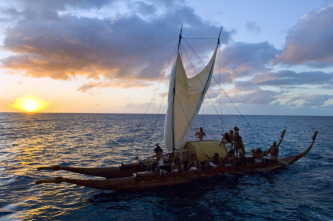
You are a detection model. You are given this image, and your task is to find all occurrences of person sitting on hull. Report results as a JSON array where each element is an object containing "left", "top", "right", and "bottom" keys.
[
  {"left": 251, "top": 148, "right": 265, "bottom": 164},
  {"left": 171, "top": 156, "right": 184, "bottom": 173},
  {"left": 195, "top": 127, "right": 206, "bottom": 141},
  {"left": 187, "top": 154, "right": 201, "bottom": 172},
  {"left": 267, "top": 141, "right": 279, "bottom": 160},
  {"left": 205, "top": 153, "right": 224, "bottom": 168},
  {"left": 146, "top": 144, "right": 164, "bottom": 171},
  {"left": 224, "top": 151, "right": 235, "bottom": 166}
]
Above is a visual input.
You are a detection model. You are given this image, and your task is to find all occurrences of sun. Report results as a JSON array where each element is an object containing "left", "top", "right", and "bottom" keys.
[{"left": 13, "top": 97, "right": 48, "bottom": 112}]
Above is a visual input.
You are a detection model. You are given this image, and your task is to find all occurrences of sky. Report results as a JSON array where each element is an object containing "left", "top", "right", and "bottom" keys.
[{"left": 0, "top": 0, "right": 333, "bottom": 115}]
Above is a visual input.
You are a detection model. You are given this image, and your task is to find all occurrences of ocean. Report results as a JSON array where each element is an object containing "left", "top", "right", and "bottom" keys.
[{"left": 0, "top": 113, "right": 332, "bottom": 220}]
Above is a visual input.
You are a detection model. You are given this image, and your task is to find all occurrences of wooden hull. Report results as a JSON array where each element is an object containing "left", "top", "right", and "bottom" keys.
[
  {"left": 36, "top": 131, "right": 317, "bottom": 191},
  {"left": 37, "top": 162, "right": 145, "bottom": 178}
]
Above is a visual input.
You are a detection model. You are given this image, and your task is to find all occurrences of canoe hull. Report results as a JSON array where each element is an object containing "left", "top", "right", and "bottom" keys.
[
  {"left": 38, "top": 156, "right": 299, "bottom": 191},
  {"left": 36, "top": 131, "right": 317, "bottom": 191}
]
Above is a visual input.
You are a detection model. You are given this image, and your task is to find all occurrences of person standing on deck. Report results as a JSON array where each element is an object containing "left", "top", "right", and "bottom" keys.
[
  {"left": 195, "top": 127, "right": 206, "bottom": 141},
  {"left": 234, "top": 127, "right": 245, "bottom": 159}
]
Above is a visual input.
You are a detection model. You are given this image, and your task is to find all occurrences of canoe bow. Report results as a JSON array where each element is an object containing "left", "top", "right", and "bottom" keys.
[{"left": 278, "top": 130, "right": 318, "bottom": 165}]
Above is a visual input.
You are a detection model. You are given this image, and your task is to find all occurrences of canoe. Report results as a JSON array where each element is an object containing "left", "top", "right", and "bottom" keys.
[
  {"left": 35, "top": 29, "right": 318, "bottom": 191},
  {"left": 35, "top": 131, "right": 317, "bottom": 191}
]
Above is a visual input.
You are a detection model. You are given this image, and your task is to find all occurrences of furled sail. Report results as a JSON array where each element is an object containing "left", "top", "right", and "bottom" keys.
[{"left": 164, "top": 45, "right": 218, "bottom": 152}]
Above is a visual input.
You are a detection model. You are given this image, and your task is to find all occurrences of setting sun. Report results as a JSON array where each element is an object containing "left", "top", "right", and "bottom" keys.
[{"left": 13, "top": 97, "right": 48, "bottom": 112}]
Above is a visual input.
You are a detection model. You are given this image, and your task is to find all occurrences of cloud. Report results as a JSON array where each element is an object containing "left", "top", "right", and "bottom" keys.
[
  {"left": 285, "top": 94, "right": 333, "bottom": 107},
  {"left": 273, "top": 4, "right": 333, "bottom": 66},
  {"left": 210, "top": 39, "right": 333, "bottom": 108},
  {"left": 1, "top": 0, "right": 232, "bottom": 91},
  {"left": 77, "top": 79, "right": 152, "bottom": 92},
  {"left": 226, "top": 89, "right": 278, "bottom": 105},
  {"left": 218, "top": 41, "right": 278, "bottom": 79},
  {"left": 246, "top": 21, "right": 261, "bottom": 34},
  {"left": 235, "top": 70, "right": 333, "bottom": 88},
  {"left": 16, "top": 0, "right": 113, "bottom": 11}
]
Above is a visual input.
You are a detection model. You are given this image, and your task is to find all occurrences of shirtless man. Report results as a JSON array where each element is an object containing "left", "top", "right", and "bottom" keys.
[
  {"left": 187, "top": 154, "right": 201, "bottom": 172},
  {"left": 146, "top": 144, "right": 164, "bottom": 171},
  {"left": 195, "top": 127, "right": 206, "bottom": 141},
  {"left": 267, "top": 141, "right": 279, "bottom": 160}
]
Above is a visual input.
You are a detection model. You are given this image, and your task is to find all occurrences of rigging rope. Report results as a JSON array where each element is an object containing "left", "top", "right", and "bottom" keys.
[
  {"left": 130, "top": 43, "right": 178, "bottom": 147},
  {"left": 182, "top": 39, "right": 227, "bottom": 131},
  {"left": 183, "top": 37, "right": 218, "bottom": 39},
  {"left": 183, "top": 38, "right": 267, "bottom": 148},
  {"left": 158, "top": 43, "right": 213, "bottom": 156}
]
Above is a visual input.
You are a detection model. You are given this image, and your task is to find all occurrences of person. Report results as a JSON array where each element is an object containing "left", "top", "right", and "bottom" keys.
[
  {"left": 146, "top": 144, "right": 164, "bottom": 171},
  {"left": 187, "top": 154, "right": 201, "bottom": 172},
  {"left": 154, "top": 144, "right": 163, "bottom": 153},
  {"left": 267, "top": 141, "right": 279, "bottom": 160},
  {"left": 206, "top": 153, "right": 224, "bottom": 168},
  {"left": 224, "top": 151, "right": 235, "bottom": 166},
  {"left": 221, "top": 132, "right": 233, "bottom": 153},
  {"left": 235, "top": 134, "right": 247, "bottom": 165},
  {"left": 195, "top": 127, "right": 206, "bottom": 141},
  {"left": 171, "top": 156, "right": 184, "bottom": 173},
  {"left": 251, "top": 148, "right": 264, "bottom": 163},
  {"left": 220, "top": 132, "right": 229, "bottom": 144},
  {"left": 229, "top": 130, "right": 234, "bottom": 143},
  {"left": 234, "top": 134, "right": 243, "bottom": 158},
  {"left": 234, "top": 126, "right": 239, "bottom": 136}
]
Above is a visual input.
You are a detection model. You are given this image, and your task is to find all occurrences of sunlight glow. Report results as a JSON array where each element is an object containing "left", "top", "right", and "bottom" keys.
[{"left": 13, "top": 97, "right": 48, "bottom": 112}]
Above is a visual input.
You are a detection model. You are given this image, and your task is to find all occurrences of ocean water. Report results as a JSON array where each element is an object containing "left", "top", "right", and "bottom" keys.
[{"left": 0, "top": 113, "right": 332, "bottom": 220}]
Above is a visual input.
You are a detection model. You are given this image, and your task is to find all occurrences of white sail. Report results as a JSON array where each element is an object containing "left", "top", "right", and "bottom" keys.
[{"left": 164, "top": 45, "right": 218, "bottom": 152}]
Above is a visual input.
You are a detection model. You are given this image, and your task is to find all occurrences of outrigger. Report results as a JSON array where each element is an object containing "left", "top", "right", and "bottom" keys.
[{"left": 36, "top": 27, "right": 318, "bottom": 191}]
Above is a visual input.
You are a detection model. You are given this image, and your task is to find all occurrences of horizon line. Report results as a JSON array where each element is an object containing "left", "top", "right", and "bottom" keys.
[{"left": 0, "top": 111, "right": 332, "bottom": 117}]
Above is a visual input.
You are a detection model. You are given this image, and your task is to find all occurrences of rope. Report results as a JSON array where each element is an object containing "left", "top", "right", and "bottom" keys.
[
  {"left": 183, "top": 39, "right": 227, "bottom": 131},
  {"left": 183, "top": 38, "right": 218, "bottom": 40},
  {"left": 219, "top": 88, "right": 267, "bottom": 147},
  {"left": 183, "top": 38, "right": 266, "bottom": 148},
  {"left": 150, "top": 75, "right": 169, "bottom": 137},
  {"left": 130, "top": 43, "right": 178, "bottom": 147},
  {"left": 177, "top": 42, "right": 217, "bottom": 156}
]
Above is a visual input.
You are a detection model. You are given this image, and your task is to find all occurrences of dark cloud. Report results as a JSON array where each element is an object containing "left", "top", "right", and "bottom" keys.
[
  {"left": 237, "top": 70, "right": 333, "bottom": 88},
  {"left": 231, "top": 69, "right": 333, "bottom": 107},
  {"left": 246, "top": 21, "right": 261, "bottom": 34},
  {"left": 273, "top": 4, "right": 333, "bottom": 66},
  {"left": 207, "top": 29, "right": 333, "bottom": 108},
  {"left": 17, "top": 0, "right": 113, "bottom": 11},
  {"left": 218, "top": 41, "right": 278, "bottom": 79},
  {"left": 1, "top": 1, "right": 232, "bottom": 91},
  {"left": 303, "top": 94, "right": 333, "bottom": 107},
  {"left": 0, "top": 8, "right": 22, "bottom": 22},
  {"left": 134, "top": 2, "right": 156, "bottom": 16}
]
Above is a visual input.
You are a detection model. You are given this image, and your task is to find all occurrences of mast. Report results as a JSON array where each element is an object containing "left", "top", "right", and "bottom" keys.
[
  {"left": 173, "top": 24, "right": 183, "bottom": 153},
  {"left": 177, "top": 24, "right": 183, "bottom": 50},
  {"left": 217, "top": 26, "right": 223, "bottom": 45}
]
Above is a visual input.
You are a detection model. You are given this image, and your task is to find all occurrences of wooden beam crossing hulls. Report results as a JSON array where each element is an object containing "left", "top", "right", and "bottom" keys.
[{"left": 35, "top": 131, "right": 318, "bottom": 191}]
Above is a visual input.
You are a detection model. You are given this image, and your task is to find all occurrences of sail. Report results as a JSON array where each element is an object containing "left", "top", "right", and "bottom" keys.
[{"left": 164, "top": 45, "right": 218, "bottom": 152}]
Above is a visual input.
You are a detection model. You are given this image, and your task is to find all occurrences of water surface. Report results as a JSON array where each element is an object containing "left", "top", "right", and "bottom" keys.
[{"left": 0, "top": 113, "right": 332, "bottom": 220}]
